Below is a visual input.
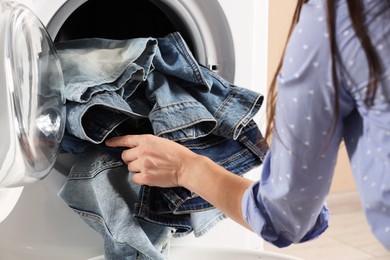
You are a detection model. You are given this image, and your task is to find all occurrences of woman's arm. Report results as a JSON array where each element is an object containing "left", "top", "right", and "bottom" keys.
[{"left": 105, "top": 134, "right": 253, "bottom": 230}]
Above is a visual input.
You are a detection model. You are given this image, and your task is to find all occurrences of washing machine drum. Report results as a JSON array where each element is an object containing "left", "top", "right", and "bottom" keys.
[{"left": 0, "top": 1, "right": 66, "bottom": 188}]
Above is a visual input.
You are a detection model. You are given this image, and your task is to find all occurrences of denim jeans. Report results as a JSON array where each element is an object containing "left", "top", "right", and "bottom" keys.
[
  {"left": 55, "top": 37, "right": 157, "bottom": 145},
  {"left": 56, "top": 32, "right": 266, "bottom": 237},
  {"left": 58, "top": 149, "right": 173, "bottom": 260},
  {"left": 56, "top": 32, "right": 263, "bottom": 145},
  {"left": 55, "top": 37, "right": 157, "bottom": 103}
]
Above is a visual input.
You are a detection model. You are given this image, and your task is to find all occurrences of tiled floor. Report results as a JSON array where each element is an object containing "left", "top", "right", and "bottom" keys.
[{"left": 264, "top": 191, "right": 390, "bottom": 259}]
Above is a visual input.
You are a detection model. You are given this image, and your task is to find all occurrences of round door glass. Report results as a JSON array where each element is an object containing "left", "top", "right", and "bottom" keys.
[{"left": 0, "top": 1, "right": 65, "bottom": 187}]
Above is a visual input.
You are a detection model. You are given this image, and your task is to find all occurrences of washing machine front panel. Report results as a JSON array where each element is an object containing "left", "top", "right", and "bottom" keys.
[
  {"left": 0, "top": 1, "right": 65, "bottom": 188},
  {"left": 0, "top": 0, "right": 265, "bottom": 258}
]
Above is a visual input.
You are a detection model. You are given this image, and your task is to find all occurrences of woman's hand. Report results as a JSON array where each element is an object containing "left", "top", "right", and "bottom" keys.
[
  {"left": 105, "top": 134, "right": 198, "bottom": 188},
  {"left": 106, "top": 134, "right": 253, "bottom": 230}
]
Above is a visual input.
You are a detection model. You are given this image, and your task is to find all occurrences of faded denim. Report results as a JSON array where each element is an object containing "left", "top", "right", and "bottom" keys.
[
  {"left": 56, "top": 32, "right": 263, "bottom": 145},
  {"left": 56, "top": 32, "right": 266, "bottom": 237},
  {"left": 58, "top": 149, "right": 173, "bottom": 260}
]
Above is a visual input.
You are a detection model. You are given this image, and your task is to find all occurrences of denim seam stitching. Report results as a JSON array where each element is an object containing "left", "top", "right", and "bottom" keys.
[
  {"left": 68, "top": 161, "right": 124, "bottom": 179},
  {"left": 149, "top": 100, "right": 205, "bottom": 113},
  {"left": 171, "top": 33, "right": 206, "bottom": 85},
  {"left": 155, "top": 119, "right": 216, "bottom": 139},
  {"left": 71, "top": 207, "right": 127, "bottom": 245}
]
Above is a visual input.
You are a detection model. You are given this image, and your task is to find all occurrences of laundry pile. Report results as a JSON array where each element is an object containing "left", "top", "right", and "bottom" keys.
[{"left": 55, "top": 32, "right": 267, "bottom": 260}]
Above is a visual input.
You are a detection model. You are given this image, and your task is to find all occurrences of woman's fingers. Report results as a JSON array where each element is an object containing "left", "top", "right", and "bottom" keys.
[
  {"left": 121, "top": 148, "right": 138, "bottom": 164},
  {"left": 120, "top": 146, "right": 144, "bottom": 175},
  {"left": 105, "top": 135, "right": 140, "bottom": 148},
  {"left": 106, "top": 135, "right": 143, "bottom": 172},
  {"left": 127, "top": 160, "right": 141, "bottom": 174}
]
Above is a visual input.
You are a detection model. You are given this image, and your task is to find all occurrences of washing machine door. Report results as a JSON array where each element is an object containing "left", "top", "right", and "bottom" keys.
[{"left": 0, "top": 1, "right": 66, "bottom": 189}]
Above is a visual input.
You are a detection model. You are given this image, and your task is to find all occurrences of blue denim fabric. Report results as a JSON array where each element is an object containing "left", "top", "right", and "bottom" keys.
[
  {"left": 55, "top": 37, "right": 157, "bottom": 103},
  {"left": 56, "top": 32, "right": 266, "bottom": 236},
  {"left": 151, "top": 32, "right": 262, "bottom": 140},
  {"left": 189, "top": 208, "right": 226, "bottom": 238},
  {"left": 56, "top": 32, "right": 263, "bottom": 145},
  {"left": 55, "top": 38, "right": 156, "bottom": 145},
  {"left": 58, "top": 149, "right": 173, "bottom": 260}
]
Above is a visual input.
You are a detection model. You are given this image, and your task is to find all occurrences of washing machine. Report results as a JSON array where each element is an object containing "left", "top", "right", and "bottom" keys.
[{"left": 0, "top": 0, "right": 299, "bottom": 259}]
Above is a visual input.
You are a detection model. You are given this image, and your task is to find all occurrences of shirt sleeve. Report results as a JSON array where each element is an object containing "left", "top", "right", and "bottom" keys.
[
  {"left": 242, "top": 152, "right": 330, "bottom": 247},
  {"left": 242, "top": 0, "right": 347, "bottom": 247}
]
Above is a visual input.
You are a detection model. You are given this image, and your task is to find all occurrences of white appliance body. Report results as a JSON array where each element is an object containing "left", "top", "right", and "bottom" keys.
[{"left": 0, "top": 0, "right": 269, "bottom": 259}]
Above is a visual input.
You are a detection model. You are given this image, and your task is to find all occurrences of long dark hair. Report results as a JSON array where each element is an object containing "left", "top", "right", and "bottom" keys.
[{"left": 265, "top": 0, "right": 387, "bottom": 142}]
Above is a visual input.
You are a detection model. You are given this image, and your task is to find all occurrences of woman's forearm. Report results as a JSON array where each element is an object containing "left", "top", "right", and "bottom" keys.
[{"left": 179, "top": 154, "right": 253, "bottom": 230}]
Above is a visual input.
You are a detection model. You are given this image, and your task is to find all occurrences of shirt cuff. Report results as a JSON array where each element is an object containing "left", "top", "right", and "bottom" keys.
[{"left": 242, "top": 181, "right": 330, "bottom": 247}]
